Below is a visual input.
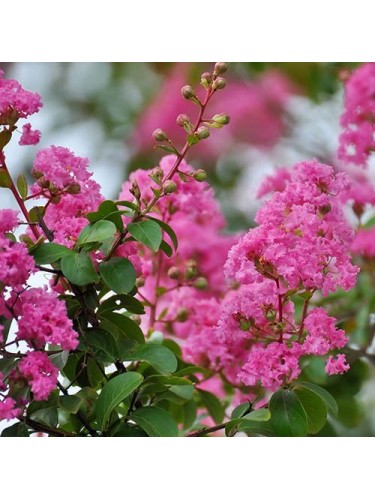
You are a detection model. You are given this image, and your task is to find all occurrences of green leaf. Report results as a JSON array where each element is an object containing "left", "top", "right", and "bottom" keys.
[
  {"left": 1, "top": 422, "right": 29, "bottom": 437},
  {"left": 294, "top": 386, "right": 327, "bottom": 434},
  {"left": 61, "top": 252, "right": 99, "bottom": 286},
  {"left": 16, "top": 174, "right": 28, "bottom": 199},
  {"left": 98, "top": 257, "right": 136, "bottom": 294},
  {"left": 83, "top": 327, "right": 119, "bottom": 363},
  {"left": 114, "top": 200, "right": 139, "bottom": 211},
  {"left": 198, "top": 389, "right": 225, "bottom": 424},
  {"left": 49, "top": 350, "right": 69, "bottom": 370},
  {"left": 127, "top": 219, "right": 162, "bottom": 252},
  {"left": 0, "top": 169, "right": 12, "bottom": 188},
  {"left": 242, "top": 408, "right": 271, "bottom": 422},
  {"left": 231, "top": 402, "right": 252, "bottom": 420},
  {"left": 87, "top": 200, "right": 124, "bottom": 232},
  {"left": 97, "top": 372, "right": 143, "bottom": 431},
  {"left": 98, "top": 311, "right": 145, "bottom": 344},
  {"left": 126, "top": 343, "right": 177, "bottom": 375},
  {"left": 0, "top": 129, "right": 12, "bottom": 151},
  {"left": 28, "top": 206, "right": 45, "bottom": 223},
  {"left": 269, "top": 389, "right": 308, "bottom": 437},
  {"left": 169, "top": 384, "right": 194, "bottom": 400},
  {"left": 187, "top": 133, "right": 200, "bottom": 146},
  {"left": 98, "top": 294, "right": 145, "bottom": 315},
  {"left": 145, "top": 216, "right": 178, "bottom": 250},
  {"left": 30, "top": 408, "right": 59, "bottom": 428},
  {"left": 160, "top": 240, "right": 173, "bottom": 257},
  {"left": 59, "top": 395, "right": 82, "bottom": 414},
  {"left": 110, "top": 424, "right": 148, "bottom": 437},
  {"left": 31, "top": 242, "right": 73, "bottom": 265},
  {"left": 77, "top": 220, "right": 117, "bottom": 245},
  {"left": 295, "top": 382, "right": 338, "bottom": 418},
  {"left": 131, "top": 406, "right": 179, "bottom": 437},
  {"left": 238, "top": 420, "right": 274, "bottom": 436}
]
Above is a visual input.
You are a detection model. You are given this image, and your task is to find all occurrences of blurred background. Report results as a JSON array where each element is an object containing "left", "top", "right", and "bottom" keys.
[{"left": 3, "top": 61, "right": 375, "bottom": 436}]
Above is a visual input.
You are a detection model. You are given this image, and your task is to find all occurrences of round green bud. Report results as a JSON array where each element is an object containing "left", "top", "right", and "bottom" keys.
[
  {"left": 197, "top": 126, "right": 210, "bottom": 140},
  {"left": 152, "top": 128, "right": 168, "bottom": 142},
  {"left": 150, "top": 167, "right": 164, "bottom": 184},
  {"left": 212, "top": 77, "right": 226, "bottom": 90},
  {"left": 66, "top": 182, "right": 81, "bottom": 195},
  {"left": 167, "top": 266, "right": 181, "bottom": 280},
  {"left": 201, "top": 72, "right": 213, "bottom": 85},
  {"left": 50, "top": 195, "right": 62, "bottom": 205},
  {"left": 213, "top": 113, "right": 230, "bottom": 125},
  {"left": 193, "top": 169, "right": 207, "bottom": 182},
  {"left": 193, "top": 277, "right": 208, "bottom": 290},
  {"left": 163, "top": 180, "right": 177, "bottom": 194},
  {"left": 181, "top": 85, "right": 196, "bottom": 100},
  {"left": 214, "top": 62, "right": 228, "bottom": 75},
  {"left": 176, "top": 114, "right": 190, "bottom": 126},
  {"left": 176, "top": 308, "right": 189, "bottom": 322}
]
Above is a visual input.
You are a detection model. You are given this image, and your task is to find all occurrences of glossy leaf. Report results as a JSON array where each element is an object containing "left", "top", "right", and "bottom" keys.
[
  {"left": 296, "top": 382, "right": 338, "bottom": 418},
  {"left": 16, "top": 174, "right": 28, "bottom": 199},
  {"left": 126, "top": 343, "right": 177, "bottom": 375},
  {"left": 98, "top": 257, "right": 136, "bottom": 294},
  {"left": 1, "top": 422, "right": 29, "bottom": 437},
  {"left": 61, "top": 252, "right": 99, "bottom": 286},
  {"left": 98, "top": 311, "right": 145, "bottom": 344},
  {"left": 145, "top": 216, "right": 178, "bottom": 250},
  {"left": 78, "top": 220, "right": 117, "bottom": 245},
  {"left": 31, "top": 242, "right": 73, "bottom": 265},
  {"left": 131, "top": 406, "right": 179, "bottom": 437},
  {"left": 269, "top": 389, "right": 308, "bottom": 437},
  {"left": 96, "top": 372, "right": 143, "bottom": 431},
  {"left": 294, "top": 386, "right": 327, "bottom": 434},
  {"left": 98, "top": 294, "right": 145, "bottom": 315},
  {"left": 198, "top": 389, "right": 225, "bottom": 424},
  {"left": 127, "top": 219, "right": 162, "bottom": 252}
]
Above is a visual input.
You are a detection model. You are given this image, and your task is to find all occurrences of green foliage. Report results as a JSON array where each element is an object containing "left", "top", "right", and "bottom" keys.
[
  {"left": 131, "top": 406, "right": 179, "bottom": 437},
  {"left": 61, "top": 251, "right": 99, "bottom": 286},
  {"left": 31, "top": 242, "right": 73, "bottom": 264},
  {"left": 269, "top": 389, "right": 308, "bottom": 437},
  {"left": 96, "top": 372, "right": 143, "bottom": 431},
  {"left": 127, "top": 219, "right": 162, "bottom": 252},
  {"left": 125, "top": 343, "right": 178, "bottom": 375},
  {"left": 98, "top": 257, "right": 136, "bottom": 294},
  {"left": 198, "top": 389, "right": 225, "bottom": 425}
]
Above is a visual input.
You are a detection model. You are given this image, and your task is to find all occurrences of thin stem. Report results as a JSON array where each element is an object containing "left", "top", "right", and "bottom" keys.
[
  {"left": 188, "top": 422, "right": 227, "bottom": 437},
  {"left": 298, "top": 298, "right": 311, "bottom": 341},
  {"left": 0, "top": 152, "right": 40, "bottom": 240},
  {"left": 57, "top": 381, "right": 97, "bottom": 436}
]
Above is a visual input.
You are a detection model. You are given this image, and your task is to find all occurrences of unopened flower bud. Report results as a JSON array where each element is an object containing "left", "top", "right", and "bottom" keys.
[
  {"left": 167, "top": 266, "right": 181, "bottom": 280},
  {"left": 66, "top": 182, "right": 81, "bottom": 194},
  {"left": 130, "top": 179, "right": 141, "bottom": 199},
  {"left": 163, "top": 180, "right": 177, "bottom": 194},
  {"left": 150, "top": 167, "right": 164, "bottom": 184},
  {"left": 181, "top": 85, "right": 196, "bottom": 100},
  {"left": 193, "top": 169, "right": 207, "bottom": 182},
  {"left": 197, "top": 126, "right": 210, "bottom": 140},
  {"left": 212, "top": 77, "right": 226, "bottom": 90},
  {"left": 214, "top": 62, "right": 228, "bottom": 75},
  {"left": 152, "top": 128, "right": 168, "bottom": 142},
  {"left": 32, "top": 170, "right": 44, "bottom": 180},
  {"left": 176, "top": 308, "right": 189, "bottom": 322},
  {"left": 38, "top": 178, "right": 50, "bottom": 189},
  {"left": 185, "top": 259, "right": 198, "bottom": 279},
  {"left": 201, "top": 72, "right": 213, "bottom": 86},
  {"left": 176, "top": 114, "right": 190, "bottom": 127},
  {"left": 193, "top": 277, "right": 208, "bottom": 290},
  {"left": 135, "top": 276, "right": 145, "bottom": 288},
  {"left": 213, "top": 113, "right": 230, "bottom": 125},
  {"left": 50, "top": 195, "right": 62, "bottom": 205}
]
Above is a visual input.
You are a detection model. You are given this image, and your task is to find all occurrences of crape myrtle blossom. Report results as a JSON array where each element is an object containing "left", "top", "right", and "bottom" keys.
[
  {"left": 29, "top": 146, "right": 104, "bottom": 247},
  {"left": 338, "top": 63, "right": 375, "bottom": 167},
  {"left": 0, "top": 69, "right": 42, "bottom": 123},
  {"left": 17, "top": 351, "right": 59, "bottom": 401},
  {"left": 217, "top": 160, "right": 358, "bottom": 391},
  {"left": 19, "top": 123, "right": 41, "bottom": 146}
]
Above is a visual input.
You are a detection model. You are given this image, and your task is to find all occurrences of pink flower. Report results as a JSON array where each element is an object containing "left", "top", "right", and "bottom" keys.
[
  {"left": 18, "top": 351, "right": 58, "bottom": 401},
  {"left": 14, "top": 287, "right": 78, "bottom": 350},
  {"left": 303, "top": 308, "right": 347, "bottom": 355},
  {"left": 257, "top": 167, "right": 291, "bottom": 198},
  {"left": 351, "top": 227, "right": 375, "bottom": 258},
  {"left": 0, "top": 397, "right": 21, "bottom": 421},
  {"left": 0, "top": 209, "right": 18, "bottom": 233},
  {"left": 19, "top": 123, "right": 41, "bottom": 146},
  {"left": 0, "top": 237, "right": 35, "bottom": 288},
  {"left": 325, "top": 354, "right": 350, "bottom": 375},
  {"left": 338, "top": 63, "right": 375, "bottom": 167},
  {"left": 0, "top": 69, "right": 42, "bottom": 122}
]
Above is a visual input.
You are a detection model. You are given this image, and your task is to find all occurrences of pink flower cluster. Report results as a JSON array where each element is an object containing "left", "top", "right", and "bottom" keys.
[
  {"left": 118, "top": 155, "right": 236, "bottom": 299},
  {"left": 0, "top": 69, "right": 42, "bottom": 122},
  {"left": 30, "top": 146, "right": 103, "bottom": 247},
  {"left": 338, "top": 63, "right": 375, "bottom": 167},
  {"left": 216, "top": 160, "right": 358, "bottom": 391},
  {"left": 18, "top": 352, "right": 58, "bottom": 401},
  {"left": 19, "top": 123, "right": 41, "bottom": 146}
]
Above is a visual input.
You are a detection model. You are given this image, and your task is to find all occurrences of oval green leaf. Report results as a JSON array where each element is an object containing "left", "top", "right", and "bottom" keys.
[
  {"left": 61, "top": 252, "right": 99, "bottom": 286},
  {"left": 78, "top": 220, "right": 117, "bottom": 245},
  {"left": 198, "top": 389, "right": 225, "bottom": 424},
  {"left": 131, "top": 406, "right": 179, "bottom": 437},
  {"left": 126, "top": 343, "right": 177, "bottom": 375},
  {"left": 97, "top": 372, "right": 143, "bottom": 431},
  {"left": 98, "top": 257, "right": 136, "bottom": 294},
  {"left": 296, "top": 382, "right": 338, "bottom": 418},
  {"left": 269, "top": 389, "right": 308, "bottom": 437},
  {"left": 31, "top": 242, "right": 73, "bottom": 265},
  {"left": 127, "top": 219, "right": 162, "bottom": 252},
  {"left": 294, "top": 386, "right": 327, "bottom": 434}
]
